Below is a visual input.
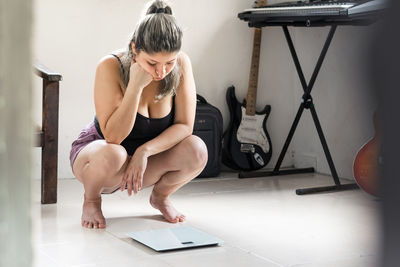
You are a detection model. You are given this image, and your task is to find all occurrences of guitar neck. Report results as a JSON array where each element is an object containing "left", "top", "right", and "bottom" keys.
[
  {"left": 246, "top": 0, "right": 266, "bottom": 116},
  {"left": 246, "top": 28, "right": 261, "bottom": 116}
]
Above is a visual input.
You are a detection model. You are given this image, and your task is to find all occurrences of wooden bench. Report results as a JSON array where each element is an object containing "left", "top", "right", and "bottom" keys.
[{"left": 33, "top": 63, "right": 62, "bottom": 204}]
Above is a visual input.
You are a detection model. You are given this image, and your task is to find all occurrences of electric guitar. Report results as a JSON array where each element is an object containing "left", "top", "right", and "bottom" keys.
[
  {"left": 353, "top": 112, "right": 382, "bottom": 197},
  {"left": 222, "top": 0, "right": 272, "bottom": 171}
]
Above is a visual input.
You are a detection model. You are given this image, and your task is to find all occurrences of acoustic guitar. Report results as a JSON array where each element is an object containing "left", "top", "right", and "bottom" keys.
[
  {"left": 353, "top": 112, "right": 382, "bottom": 197},
  {"left": 222, "top": 0, "right": 272, "bottom": 171}
]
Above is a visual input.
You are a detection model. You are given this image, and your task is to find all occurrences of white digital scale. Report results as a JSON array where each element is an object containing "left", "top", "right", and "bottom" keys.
[{"left": 126, "top": 226, "right": 223, "bottom": 252}]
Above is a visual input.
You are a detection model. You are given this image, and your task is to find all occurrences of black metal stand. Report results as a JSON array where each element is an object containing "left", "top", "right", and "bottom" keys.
[{"left": 239, "top": 25, "right": 359, "bottom": 195}]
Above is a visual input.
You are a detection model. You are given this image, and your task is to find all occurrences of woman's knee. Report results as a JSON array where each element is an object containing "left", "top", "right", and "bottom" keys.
[
  {"left": 81, "top": 143, "right": 128, "bottom": 180},
  {"left": 182, "top": 135, "right": 208, "bottom": 170}
]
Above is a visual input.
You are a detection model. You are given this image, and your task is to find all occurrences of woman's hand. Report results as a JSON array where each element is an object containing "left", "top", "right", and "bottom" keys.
[
  {"left": 128, "top": 59, "right": 153, "bottom": 92},
  {"left": 120, "top": 149, "right": 148, "bottom": 195}
]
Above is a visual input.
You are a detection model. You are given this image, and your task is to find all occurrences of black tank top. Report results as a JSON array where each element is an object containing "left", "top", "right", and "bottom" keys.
[{"left": 93, "top": 54, "right": 175, "bottom": 155}]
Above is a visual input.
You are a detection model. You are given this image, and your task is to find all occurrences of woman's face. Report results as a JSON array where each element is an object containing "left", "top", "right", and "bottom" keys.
[{"left": 132, "top": 43, "right": 178, "bottom": 81}]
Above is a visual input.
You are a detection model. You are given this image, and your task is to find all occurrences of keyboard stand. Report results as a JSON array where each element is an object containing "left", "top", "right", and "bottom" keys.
[{"left": 239, "top": 25, "right": 359, "bottom": 195}]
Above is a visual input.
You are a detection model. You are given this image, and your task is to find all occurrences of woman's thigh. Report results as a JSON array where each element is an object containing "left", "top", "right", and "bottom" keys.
[
  {"left": 72, "top": 135, "right": 206, "bottom": 193},
  {"left": 73, "top": 140, "right": 129, "bottom": 189}
]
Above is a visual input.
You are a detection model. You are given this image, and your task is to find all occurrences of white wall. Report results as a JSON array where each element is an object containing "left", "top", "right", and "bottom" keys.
[{"left": 33, "top": 0, "right": 378, "bottom": 180}]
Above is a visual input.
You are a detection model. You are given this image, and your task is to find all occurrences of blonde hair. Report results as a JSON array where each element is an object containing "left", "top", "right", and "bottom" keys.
[{"left": 119, "top": 0, "right": 182, "bottom": 100}]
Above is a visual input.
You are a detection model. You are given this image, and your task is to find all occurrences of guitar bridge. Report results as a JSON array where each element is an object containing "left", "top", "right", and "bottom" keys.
[{"left": 240, "top": 144, "right": 255, "bottom": 153}]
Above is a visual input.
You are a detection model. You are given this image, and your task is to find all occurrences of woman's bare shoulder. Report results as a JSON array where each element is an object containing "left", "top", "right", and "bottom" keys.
[
  {"left": 177, "top": 51, "right": 190, "bottom": 65},
  {"left": 177, "top": 51, "right": 193, "bottom": 74},
  {"left": 95, "top": 54, "right": 125, "bottom": 90},
  {"left": 96, "top": 54, "right": 120, "bottom": 73}
]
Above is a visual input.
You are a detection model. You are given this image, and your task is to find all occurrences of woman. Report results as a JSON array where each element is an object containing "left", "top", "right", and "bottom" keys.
[{"left": 70, "top": 0, "right": 207, "bottom": 229}]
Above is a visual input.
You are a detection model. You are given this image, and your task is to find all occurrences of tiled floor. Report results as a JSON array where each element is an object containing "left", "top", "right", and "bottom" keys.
[{"left": 32, "top": 172, "right": 380, "bottom": 267}]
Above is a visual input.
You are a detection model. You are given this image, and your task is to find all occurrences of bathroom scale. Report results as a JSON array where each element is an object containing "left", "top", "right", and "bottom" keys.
[{"left": 126, "top": 226, "right": 223, "bottom": 252}]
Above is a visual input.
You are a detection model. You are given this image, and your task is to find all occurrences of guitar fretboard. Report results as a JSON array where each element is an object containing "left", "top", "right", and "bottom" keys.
[
  {"left": 246, "top": 28, "right": 261, "bottom": 116},
  {"left": 245, "top": 0, "right": 266, "bottom": 116}
]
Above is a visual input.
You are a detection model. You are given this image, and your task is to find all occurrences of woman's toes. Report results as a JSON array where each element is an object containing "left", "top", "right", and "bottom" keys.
[{"left": 82, "top": 220, "right": 105, "bottom": 229}]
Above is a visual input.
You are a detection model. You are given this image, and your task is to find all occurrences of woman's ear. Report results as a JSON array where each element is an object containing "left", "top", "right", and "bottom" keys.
[{"left": 131, "top": 42, "right": 137, "bottom": 56}]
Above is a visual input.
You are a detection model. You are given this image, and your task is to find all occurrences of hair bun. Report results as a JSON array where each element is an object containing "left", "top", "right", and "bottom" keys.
[{"left": 147, "top": 0, "right": 172, "bottom": 15}]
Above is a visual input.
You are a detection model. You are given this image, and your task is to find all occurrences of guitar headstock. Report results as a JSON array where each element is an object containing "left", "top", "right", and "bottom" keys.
[{"left": 253, "top": 0, "right": 267, "bottom": 8}]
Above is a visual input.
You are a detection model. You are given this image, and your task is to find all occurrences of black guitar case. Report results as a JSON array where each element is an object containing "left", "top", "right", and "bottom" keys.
[{"left": 193, "top": 94, "right": 223, "bottom": 178}]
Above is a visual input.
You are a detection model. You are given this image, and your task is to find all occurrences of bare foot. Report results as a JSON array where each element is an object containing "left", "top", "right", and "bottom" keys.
[
  {"left": 150, "top": 191, "right": 186, "bottom": 223},
  {"left": 81, "top": 195, "right": 106, "bottom": 229}
]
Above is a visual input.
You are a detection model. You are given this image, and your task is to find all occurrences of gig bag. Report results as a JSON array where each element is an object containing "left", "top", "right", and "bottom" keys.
[{"left": 193, "top": 94, "right": 223, "bottom": 178}]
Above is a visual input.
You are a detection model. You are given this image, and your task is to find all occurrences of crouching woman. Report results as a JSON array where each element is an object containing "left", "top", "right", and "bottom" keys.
[{"left": 69, "top": 0, "right": 207, "bottom": 229}]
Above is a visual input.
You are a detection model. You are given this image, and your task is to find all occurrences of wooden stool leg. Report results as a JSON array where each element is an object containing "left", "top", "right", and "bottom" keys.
[{"left": 41, "top": 79, "right": 59, "bottom": 204}]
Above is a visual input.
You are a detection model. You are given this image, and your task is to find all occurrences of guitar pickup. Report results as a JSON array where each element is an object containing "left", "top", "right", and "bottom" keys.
[{"left": 240, "top": 144, "right": 255, "bottom": 153}]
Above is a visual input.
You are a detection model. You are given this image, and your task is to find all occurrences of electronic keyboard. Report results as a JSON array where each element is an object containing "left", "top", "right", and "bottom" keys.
[{"left": 238, "top": 0, "right": 387, "bottom": 26}]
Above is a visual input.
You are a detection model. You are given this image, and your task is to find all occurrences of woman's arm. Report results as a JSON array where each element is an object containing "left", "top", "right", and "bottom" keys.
[
  {"left": 138, "top": 52, "right": 197, "bottom": 157},
  {"left": 94, "top": 56, "right": 151, "bottom": 144}
]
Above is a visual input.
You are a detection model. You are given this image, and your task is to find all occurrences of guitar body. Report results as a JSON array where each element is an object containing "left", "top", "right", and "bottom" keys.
[
  {"left": 223, "top": 86, "right": 272, "bottom": 171},
  {"left": 353, "top": 113, "right": 381, "bottom": 197}
]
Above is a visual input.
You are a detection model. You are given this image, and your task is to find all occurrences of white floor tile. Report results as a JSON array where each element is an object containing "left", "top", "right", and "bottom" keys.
[
  {"left": 291, "top": 255, "right": 378, "bottom": 267},
  {"left": 155, "top": 246, "right": 281, "bottom": 267}
]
